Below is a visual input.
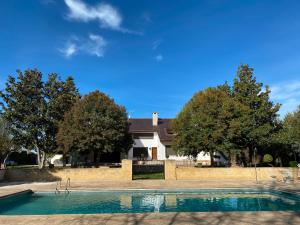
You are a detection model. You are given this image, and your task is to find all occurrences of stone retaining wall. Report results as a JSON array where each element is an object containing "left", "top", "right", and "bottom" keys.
[
  {"left": 0, "top": 170, "right": 5, "bottom": 181},
  {"left": 164, "top": 160, "right": 299, "bottom": 181},
  {"left": 4, "top": 159, "right": 300, "bottom": 182},
  {"left": 5, "top": 160, "right": 132, "bottom": 182}
]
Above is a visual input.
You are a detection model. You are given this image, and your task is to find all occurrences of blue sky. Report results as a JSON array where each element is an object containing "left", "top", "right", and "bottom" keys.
[{"left": 1, "top": 0, "right": 300, "bottom": 118}]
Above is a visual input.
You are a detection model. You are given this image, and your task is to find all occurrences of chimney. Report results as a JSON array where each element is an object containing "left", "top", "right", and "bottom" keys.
[{"left": 152, "top": 112, "right": 158, "bottom": 126}]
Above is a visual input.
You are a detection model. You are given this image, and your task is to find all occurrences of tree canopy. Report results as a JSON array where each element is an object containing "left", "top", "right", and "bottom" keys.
[
  {"left": 173, "top": 64, "right": 282, "bottom": 166},
  {"left": 57, "top": 90, "right": 133, "bottom": 165},
  {"left": 271, "top": 106, "right": 300, "bottom": 165},
  {"left": 173, "top": 85, "right": 248, "bottom": 165},
  {"left": 232, "top": 65, "right": 281, "bottom": 165},
  {"left": 0, "top": 69, "right": 79, "bottom": 168},
  {"left": 0, "top": 117, "right": 15, "bottom": 167}
]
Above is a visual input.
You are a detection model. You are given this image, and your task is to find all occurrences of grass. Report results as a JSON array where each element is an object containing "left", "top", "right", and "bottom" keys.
[{"left": 133, "top": 172, "right": 164, "bottom": 180}]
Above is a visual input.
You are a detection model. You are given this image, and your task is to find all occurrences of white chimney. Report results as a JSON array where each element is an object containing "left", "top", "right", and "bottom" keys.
[{"left": 152, "top": 112, "right": 158, "bottom": 126}]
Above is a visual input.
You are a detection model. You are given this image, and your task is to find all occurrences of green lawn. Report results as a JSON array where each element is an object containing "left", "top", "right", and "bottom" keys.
[{"left": 133, "top": 172, "right": 164, "bottom": 180}]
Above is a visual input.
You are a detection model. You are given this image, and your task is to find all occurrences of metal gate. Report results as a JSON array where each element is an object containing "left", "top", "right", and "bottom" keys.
[{"left": 132, "top": 160, "right": 165, "bottom": 180}]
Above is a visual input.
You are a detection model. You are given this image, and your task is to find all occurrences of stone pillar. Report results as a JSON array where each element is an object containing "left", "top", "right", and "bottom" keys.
[
  {"left": 165, "top": 160, "right": 176, "bottom": 180},
  {"left": 122, "top": 159, "right": 132, "bottom": 181}
]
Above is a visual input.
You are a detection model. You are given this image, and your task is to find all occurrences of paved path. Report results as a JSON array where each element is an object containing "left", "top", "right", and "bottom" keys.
[
  {"left": 1, "top": 212, "right": 300, "bottom": 225},
  {"left": 2, "top": 180, "right": 300, "bottom": 192}
]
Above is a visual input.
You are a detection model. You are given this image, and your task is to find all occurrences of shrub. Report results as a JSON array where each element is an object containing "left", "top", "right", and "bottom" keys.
[
  {"left": 289, "top": 161, "right": 298, "bottom": 167},
  {"left": 195, "top": 162, "right": 202, "bottom": 168},
  {"left": 263, "top": 154, "right": 273, "bottom": 164}
]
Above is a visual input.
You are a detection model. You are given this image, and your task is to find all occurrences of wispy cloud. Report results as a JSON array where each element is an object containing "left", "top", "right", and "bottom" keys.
[
  {"left": 64, "top": 0, "right": 142, "bottom": 34},
  {"left": 142, "top": 12, "right": 151, "bottom": 23},
  {"left": 84, "top": 34, "right": 106, "bottom": 57},
  {"left": 59, "top": 42, "right": 77, "bottom": 58},
  {"left": 270, "top": 81, "right": 300, "bottom": 117},
  {"left": 152, "top": 39, "right": 163, "bottom": 50},
  {"left": 59, "top": 34, "right": 107, "bottom": 58},
  {"left": 155, "top": 54, "right": 163, "bottom": 62}
]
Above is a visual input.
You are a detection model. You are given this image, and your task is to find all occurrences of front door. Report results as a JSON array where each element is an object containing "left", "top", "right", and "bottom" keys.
[{"left": 152, "top": 147, "right": 157, "bottom": 160}]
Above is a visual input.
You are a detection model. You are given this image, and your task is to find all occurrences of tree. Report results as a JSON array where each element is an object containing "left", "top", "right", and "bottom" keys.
[
  {"left": 0, "top": 118, "right": 13, "bottom": 168},
  {"left": 272, "top": 106, "right": 300, "bottom": 165},
  {"left": 57, "top": 90, "right": 132, "bottom": 165},
  {"left": 173, "top": 64, "right": 281, "bottom": 167},
  {"left": 286, "top": 106, "right": 300, "bottom": 148},
  {"left": 44, "top": 74, "right": 79, "bottom": 163},
  {"left": 232, "top": 64, "right": 280, "bottom": 165},
  {"left": 172, "top": 86, "right": 247, "bottom": 166},
  {"left": 0, "top": 69, "right": 79, "bottom": 168}
]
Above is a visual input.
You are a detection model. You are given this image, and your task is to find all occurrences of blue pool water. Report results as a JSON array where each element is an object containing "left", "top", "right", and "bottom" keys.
[{"left": 1, "top": 189, "right": 300, "bottom": 215}]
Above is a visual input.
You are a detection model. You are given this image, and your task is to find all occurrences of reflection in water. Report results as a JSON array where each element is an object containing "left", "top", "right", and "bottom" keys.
[
  {"left": 165, "top": 195, "right": 177, "bottom": 207},
  {"left": 141, "top": 194, "right": 164, "bottom": 212},
  {"left": 1, "top": 189, "right": 300, "bottom": 215},
  {"left": 120, "top": 194, "right": 132, "bottom": 209}
]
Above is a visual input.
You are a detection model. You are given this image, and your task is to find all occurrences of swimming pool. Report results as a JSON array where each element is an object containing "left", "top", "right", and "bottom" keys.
[{"left": 1, "top": 189, "right": 300, "bottom": 215}]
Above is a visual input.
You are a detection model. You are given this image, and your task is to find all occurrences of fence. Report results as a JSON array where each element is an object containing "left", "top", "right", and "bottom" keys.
[
  {"left": 133, "top": 160, "right": 164, "bottom": 174},
  {"left": 133, "top": 160, "right": 164, "bottom": 165},
  {"left": 175, "top": 160, "right": 196, "bottom": 167}
]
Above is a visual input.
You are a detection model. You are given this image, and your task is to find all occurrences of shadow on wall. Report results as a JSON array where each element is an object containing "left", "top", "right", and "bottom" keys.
[
  {"left": 0, "top": 169, "right": 5, "bottom": 182},
  {"left": 3, "top": 160, "right": 133, "bottom": 182},
  {"left": 4, "top": 168, "right": 62, "bottom": 182}
]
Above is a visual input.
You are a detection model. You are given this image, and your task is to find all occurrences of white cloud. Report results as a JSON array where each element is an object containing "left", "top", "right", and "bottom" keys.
[
  {"left": 64, "top": 0, "right": 142, "bottom": 35},
  {"left": 84, "top": 34, "right": 106, "bottom": 57},
  {"left": 155, "top": 54, "right": 163, "bottom": 62},
  {"left": 59, "top": 42, "right": 77, "bottom": 58},
  {"left": 270, "top": 81, "right": 300, "bottom": 117},
  {"left": 64, "top": 0, "right": 124, "bottom": 31},
  {"left": 59, "top": 34, "right": 107, "bottom": 58}
]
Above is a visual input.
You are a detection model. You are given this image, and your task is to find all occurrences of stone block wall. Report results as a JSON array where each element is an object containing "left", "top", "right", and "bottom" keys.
[
  {"left": 5, "top": 160, "right": 133, "bottom": 182},
  {"left": 164, "top": 160, "right": 299, "bottom": 182}
]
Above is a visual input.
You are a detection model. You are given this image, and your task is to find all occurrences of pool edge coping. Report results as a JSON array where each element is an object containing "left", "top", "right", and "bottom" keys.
[{"left": 0, "top": 189, "right": 33, "bottom": 199}]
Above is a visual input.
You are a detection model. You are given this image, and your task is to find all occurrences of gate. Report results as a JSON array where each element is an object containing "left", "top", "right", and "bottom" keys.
[{"left": 132, "top": 160, "right": 165, "bottom": 180}]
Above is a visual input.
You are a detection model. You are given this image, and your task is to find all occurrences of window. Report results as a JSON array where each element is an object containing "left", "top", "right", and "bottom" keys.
[
  {"left": 133, "top": 133, "right": 154, "bottom": 139},
  {"left": 133, "top": 147, "right": 148, "bottom": 159}
]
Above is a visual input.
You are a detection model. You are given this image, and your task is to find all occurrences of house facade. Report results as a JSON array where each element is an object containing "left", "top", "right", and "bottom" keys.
[{"left": 127, "top": 112, "right": 228, "bottom": 166}]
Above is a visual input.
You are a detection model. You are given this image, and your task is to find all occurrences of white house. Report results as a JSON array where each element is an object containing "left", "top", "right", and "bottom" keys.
[{"left": 127, "top": 112, "right": 228, "bottom": 166}]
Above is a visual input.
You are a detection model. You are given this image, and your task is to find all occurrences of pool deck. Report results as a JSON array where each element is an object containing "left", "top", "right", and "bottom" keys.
[
  {"left": 1, "top": 212, "right": 300, "bottom": 225},
  {"left": 1, "top": 180, "right": 300, "bottom": 224}
]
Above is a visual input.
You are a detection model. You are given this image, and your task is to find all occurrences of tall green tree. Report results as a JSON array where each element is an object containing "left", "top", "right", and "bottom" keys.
[
  {"left": 0, "top": 69, "right": 79, "bottom": 168},
  {"left": 57, "top": 90, "right": 132, "bottom": 165},
  {"left": 44, "top": 74, "right": 79, "bottom": 159},
  {"left": 286, "top": 106, "right": 300, "bottom": 148},
  {"left": 0, "top": 118, "right": 14, "bottom": 168},
  {"left": 232, "top": 64, "right": 280, "bottom": 165},
  {"left": 173, "top": 86, "right": 247, "bottom": 166},
  {"left": 272, "top": 106, "right": 300, "bottom": 165}
]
